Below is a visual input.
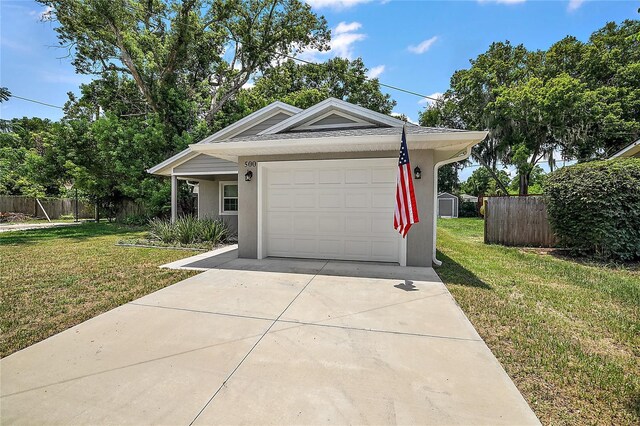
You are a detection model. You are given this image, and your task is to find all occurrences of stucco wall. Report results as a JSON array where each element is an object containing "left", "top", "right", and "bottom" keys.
[
  {"left": 197, "top": 175, "right": 238, "bottom": 235},
  {"left": 237, "top": 149, "right": 436, "bottom": 267}
]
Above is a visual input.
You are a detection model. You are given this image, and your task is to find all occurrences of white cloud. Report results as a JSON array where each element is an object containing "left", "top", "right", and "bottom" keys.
[
  {"left": 418, "top": 92, "right": 444, "bottom": 106},
  {"left": 567, "top": 0, "right": 584, "bottom": 11},
  {"left": 334, "top": 21, "right": 362, "bottom": 34},
  {"left": 242, "top": 80, "right": 255, "bottom": 89},
  {"left": 391, "top": 112, "right": 419, "bottom": 125},
  {"left": 299, "top": 21, "right": 366, "bottom": 61},
  {"left": 304, "top": 0, "right": 374, "bottom": 10},
  {"left": 407, "top": 36, "right": 439, "bottom": 54},
  {"left": 366, "top": 65, "right": 385, "bottom": 79},
  {"left": 30, "top": 5, "right": 53, "bottom": 20}
]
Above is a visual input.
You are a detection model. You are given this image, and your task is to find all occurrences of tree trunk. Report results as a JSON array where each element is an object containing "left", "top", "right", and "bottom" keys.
[
  {"left": 519, "top": 173, "right": 529, "bottom": 196},
  {"left": 95, "top": 200, "right": 100, "bottom": 223},
  {"left": 477, "top": 157, "right": 510, "bottom": 195}
]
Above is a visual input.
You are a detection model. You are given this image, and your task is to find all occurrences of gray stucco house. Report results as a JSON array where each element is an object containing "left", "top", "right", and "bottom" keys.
[{"left": 149, "top": 98, "right": 486, "bottom": 267}]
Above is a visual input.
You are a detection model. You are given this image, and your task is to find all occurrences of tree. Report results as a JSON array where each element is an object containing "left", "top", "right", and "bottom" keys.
[
  {"left": 41, "top": 0, "right": 330, "bottom": 132},
  {"left": 461, "top": 167, "right": 510, "bottom": 197},
  {"left": 421, "top": 21, "right": 640, "bottom": 195},
  {"left": 438, "top": 164, "right": 462, "bottom": 193},
  {"left": 0, "top": 87, "right": 10, "bottom": 102},
  {"left": 247, "top": 58, "right": 396, "bottom": 113}
]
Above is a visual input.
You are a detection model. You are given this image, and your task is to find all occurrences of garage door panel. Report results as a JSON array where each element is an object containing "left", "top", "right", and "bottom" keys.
[
  {"left": 345, "top": 168, "right": 370, "bottom": 184},
  {"left": 344, "top": 216, "right": 369, "bottom": 234},
  {"left": 371, "top": 240, "right": 398, "bottom": 259},
  {"left": 371, "top": 166, "right": 397, "bottom": 184},
  {"left": 318, "top": 169, "right": 342, "bottom": 184},
  {"left": 268, "top": 191, "right": 292, "bottom": 209},
  {"left": 268, "top": 237, "right": 292, "bottom": 254},
  {"left": 293, "top": 238, "right": 317, "bottom": 254},
  {"left": 318, "top": 215, "right": 344, "bottom": 233},
  {"left": 293, "top": 216, "right": 317, "bottom": 234},
  {"left": 293, "top": 169, "right": 315, "bottom": 185},
  {"left": 371, "top": 192, "right": 393, "bottom": 209},
  {"left": 263, "top": 159, "right": 401, "bottom": 263},
  {"left": 293, "top": 192, "right": 316, "bottom": 209},
  {"left": 268, "top": 170, "right": 292, "bottom": 186},
  {"left": 344, "top": 192, "right": 369, "bottom": 209},
  {"left": 318, "top": 239, "right": 342, "bottom": 256},
  {"left": 267, "top": 214, "right": 291, "bottom": 234},
  {"left": 344, "top": 240, "right": 371, "bottom": 258},
  {"left": 318, "top": 192, "right": 342, "bottom": 208}
]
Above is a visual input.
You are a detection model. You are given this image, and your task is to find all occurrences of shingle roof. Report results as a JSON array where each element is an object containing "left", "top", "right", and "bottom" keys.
[{"left": 206, "top": 125, "right": 469, "bottom": 144}]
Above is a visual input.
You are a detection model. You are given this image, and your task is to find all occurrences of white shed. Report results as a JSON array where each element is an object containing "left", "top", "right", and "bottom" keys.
[{"left": 437, "top": 192, "right": 459, "bottom": 218}]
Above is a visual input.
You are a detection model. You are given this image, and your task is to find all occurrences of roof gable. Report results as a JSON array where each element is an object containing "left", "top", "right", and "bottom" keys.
[
  {"left": 199, "top": 101, "right": 301, "bottom": 143},
  {"left": 258, "top": 97, "right": 407, "bottom": 135}
]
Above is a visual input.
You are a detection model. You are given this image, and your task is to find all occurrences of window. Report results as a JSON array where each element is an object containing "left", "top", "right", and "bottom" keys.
[{"left": 220, "top": 182, "right": 238, "bottom": 215}]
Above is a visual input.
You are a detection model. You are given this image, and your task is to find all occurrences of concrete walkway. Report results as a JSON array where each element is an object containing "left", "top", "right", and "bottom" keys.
[{"left": 1, "top": 254, "right": 539, "bottom": 425}]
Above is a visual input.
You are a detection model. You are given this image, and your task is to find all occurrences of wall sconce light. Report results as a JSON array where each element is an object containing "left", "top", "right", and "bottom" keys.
[
  {"left": 244, "top": 170, "right": 253, "bottom": 182},
  {"left": 413, "top": 166, "right": 422, "bottom": 180}
]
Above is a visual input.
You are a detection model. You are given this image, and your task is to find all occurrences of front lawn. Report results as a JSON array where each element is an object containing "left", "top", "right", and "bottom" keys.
[
  {"left": 0, "top": 223, "right": 198, "bottom": 357},
  {"left": 436, "top": 218, "right": 640, "bottom": 425}
]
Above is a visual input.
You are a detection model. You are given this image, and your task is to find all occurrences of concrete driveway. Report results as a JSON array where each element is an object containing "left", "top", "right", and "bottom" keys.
[{"left": 1, "top": 251, "right": 539, "bottom": 425}]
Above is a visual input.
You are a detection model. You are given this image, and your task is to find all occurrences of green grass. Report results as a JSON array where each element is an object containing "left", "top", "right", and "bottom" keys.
[
  {"left": 0, "top": 223, "right": 198, "bottom": 357},
  {"left": 436, "top": 218, "right": 640, "bottom": 425}
]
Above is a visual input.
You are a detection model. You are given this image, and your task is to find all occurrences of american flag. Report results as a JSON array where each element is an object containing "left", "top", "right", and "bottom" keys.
[{"left": 394, "top": 126, "right": 419, "bottom": 237}]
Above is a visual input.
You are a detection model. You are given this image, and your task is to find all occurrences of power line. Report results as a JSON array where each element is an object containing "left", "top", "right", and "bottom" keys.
[
  {"left": 10, "top": 95, "right": 63, "bottom": 109},
  {"left": 282, "top": 54, "right": 438, "bottom": 101}
]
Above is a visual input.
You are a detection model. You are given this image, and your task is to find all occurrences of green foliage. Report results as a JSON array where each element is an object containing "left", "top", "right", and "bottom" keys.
[
  {"left": 148, "top": 216, "right": 230, "bottom": 246},
  {"left": 544, "top": 159, "right": 640, "bottom": 260},
  {"left": 458, "top": 201, "right": 479, "bottom": 218},
  {"left": 461, "top": 167, "right": 510, "bottom": 196},
  {"left": 41, "top": 0, "right": 330, "bottom": 132},
  {"left": 248, "top": 58, "right": 396, "bottom": 113},
  {"left": 423, "top": 20, "right": 640, "bottom": 195},
  {"left": 437, "top": 164, "right": 460, "bottom": 193},
  {"left": 0, "top": 87, "right": 10, "bottom": 103}
]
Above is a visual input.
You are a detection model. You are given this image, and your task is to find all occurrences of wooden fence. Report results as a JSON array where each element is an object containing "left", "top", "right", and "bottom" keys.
[
  {"left": 0, "top": 195, "right": 94, "bottom": 219},
  {"left": 484, "top": 196, "right": 556, "bottom": 247}
]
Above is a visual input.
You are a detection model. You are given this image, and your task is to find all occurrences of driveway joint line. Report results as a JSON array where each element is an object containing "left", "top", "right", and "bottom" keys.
[
  {"left": 187, "top": 260, "right": 330, "bottom": 426},
  {"left": 276, "top": 319, "right": 482, "bottom": 342},
  {"left": 128, "top": 302, "right": 276, "bottom": 323}
]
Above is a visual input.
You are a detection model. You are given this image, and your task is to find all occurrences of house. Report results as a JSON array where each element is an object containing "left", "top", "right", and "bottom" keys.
[
  {"left": 148, "top": 98, "right": 487, "bottom": 267},
  {"left": 460, "top": 193, "right": 479, "bottom": 203},
  {"left": 610, "top": 139, "right": 640, "bottom": 159},
  {"left": 437, "top": 192, "right": 459, "bottom": 218}
]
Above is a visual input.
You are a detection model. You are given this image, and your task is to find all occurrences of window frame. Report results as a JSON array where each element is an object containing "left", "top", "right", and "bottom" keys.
[{"left": 219, "top": 181, "right": 239, "bottom": 216}]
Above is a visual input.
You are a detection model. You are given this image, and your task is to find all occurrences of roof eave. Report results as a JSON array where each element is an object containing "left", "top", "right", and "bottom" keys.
[
  {"left": 610, "top": 139, "right": 640, "bottom": 159},
  {"left": 190, "top": 131, "right": 488, "bottom": 163}
]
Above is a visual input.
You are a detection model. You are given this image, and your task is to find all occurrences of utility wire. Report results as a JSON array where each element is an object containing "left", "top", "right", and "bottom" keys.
[
  {"left": 10, "top": 95, "right": 63, "bottom": 109},
  {"left": 282, "top": 54, "right": 438, "bottom": 101}
]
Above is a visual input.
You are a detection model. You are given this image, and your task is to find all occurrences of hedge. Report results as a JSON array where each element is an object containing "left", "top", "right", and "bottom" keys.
[
  {"left": 544, "top": 158, "right": 640, "bottom": 261},
  {"left": 459, "top": 201, "right": 479, "bottom": 218}
]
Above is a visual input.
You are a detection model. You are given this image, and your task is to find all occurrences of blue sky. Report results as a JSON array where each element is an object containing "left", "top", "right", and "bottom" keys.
[{"left": 1, "top": 0, "right": 637, "bottom": 178}]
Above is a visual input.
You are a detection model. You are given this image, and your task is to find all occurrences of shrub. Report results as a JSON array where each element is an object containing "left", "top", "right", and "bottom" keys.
[
  {"left": 148, "top": 217, "right": 176, "bottom": 243},
  {"left": 148, "top": 216, "right": 230, "bottom": 246},
  {"left": 120, "top": 214, "right": 150, "bottom": 226},
  {"left": 459, "top": 201, "right": 479, "bottom": 218},
  {"left": 544, "top": 158, "right": 640, "bottom": 261}
]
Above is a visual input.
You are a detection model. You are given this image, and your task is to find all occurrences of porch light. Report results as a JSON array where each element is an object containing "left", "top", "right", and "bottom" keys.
[
  {"left": 244, "top": 170, "right": 253, "bottom": 182},
  {"left": 413, "top": 166, "right": 422, "bottom": 180}
]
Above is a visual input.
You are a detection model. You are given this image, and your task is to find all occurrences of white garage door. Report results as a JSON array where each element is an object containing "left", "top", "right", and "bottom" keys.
[{"left": 260, "top": 158, "right": 404, "bottom": 263}]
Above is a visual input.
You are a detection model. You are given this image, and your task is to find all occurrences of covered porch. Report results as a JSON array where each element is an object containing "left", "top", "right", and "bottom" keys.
[{"left": 170, "top": 172, "right": 239, "bottom": 233}]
